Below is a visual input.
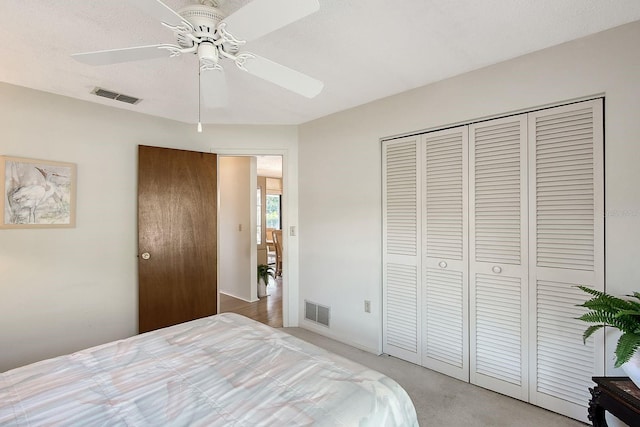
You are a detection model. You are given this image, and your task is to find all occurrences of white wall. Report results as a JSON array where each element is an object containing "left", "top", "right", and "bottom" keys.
[
  {"left": 219, "top": 156, "right": 257, "bottom": 302},
  {"left": 298, "top": 20, "right": 640, "bottom": 371},
  {"left": 0, "top": 83, "right": 299, "bottom": 372},
  {"left": 4, "top": 21, "right": 639, "bottom": 376}
]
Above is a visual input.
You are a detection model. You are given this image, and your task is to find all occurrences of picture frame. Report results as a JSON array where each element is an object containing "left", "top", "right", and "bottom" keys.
[{"left": 1, "top": 156, "right": 76, "bottom": 228}]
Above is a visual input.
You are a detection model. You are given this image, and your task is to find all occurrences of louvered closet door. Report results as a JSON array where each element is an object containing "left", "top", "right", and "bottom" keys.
[
  {"left": 469, "top": 115, "right": 529, "bottom": 400},
  {"left": 383, "top": 136, "right": 421, "bottom": 364},
  {"left": 421, "top": 127, "right": 469, "bottom": 381},
  {"left": 528, "top": 99, "right": 604, "bottom": 422}
]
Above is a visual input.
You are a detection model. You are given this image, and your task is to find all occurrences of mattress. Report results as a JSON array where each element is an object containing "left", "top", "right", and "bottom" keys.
[{"left": 0, "top": 313, "right": 418, "bottom": 426}]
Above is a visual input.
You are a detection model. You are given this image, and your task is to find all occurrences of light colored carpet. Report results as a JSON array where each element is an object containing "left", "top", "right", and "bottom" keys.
[{"left": 283, "top": 327, "right": 587, "bottom": 427}]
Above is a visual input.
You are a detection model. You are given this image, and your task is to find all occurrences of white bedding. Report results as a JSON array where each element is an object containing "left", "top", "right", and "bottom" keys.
[{"left": 0, "top": 313, "right": 418, "bottom": 426}]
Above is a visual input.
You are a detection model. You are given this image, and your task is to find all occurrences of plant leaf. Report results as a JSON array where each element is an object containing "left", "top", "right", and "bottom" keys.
[
  {"left": 614, "top": 333, "right": 640, "bottom": 368},
  {"left": 582, "top": 324, "right": 604, "bottom": 343},
  {"left": 614, "top": 309, "right": 640, "bottom": 317},
  {"left": 624, "top": 299, "right": 640, "bottom": 311},
  {"left": 576, "top": 285, "right": 602, "bottom": 298}
]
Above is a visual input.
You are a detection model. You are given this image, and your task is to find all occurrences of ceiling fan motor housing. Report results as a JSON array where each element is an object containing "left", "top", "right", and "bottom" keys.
[{"left": 177, "top": 4, "right": 226, "bottom": 48}]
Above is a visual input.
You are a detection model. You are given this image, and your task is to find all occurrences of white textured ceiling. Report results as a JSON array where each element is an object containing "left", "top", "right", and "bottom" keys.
[
  {"left": 257, "top": 155, "right": 282, "bottom": 178},
  {"left": 2, "top": 1, "right": 640, "bottom": 126}
]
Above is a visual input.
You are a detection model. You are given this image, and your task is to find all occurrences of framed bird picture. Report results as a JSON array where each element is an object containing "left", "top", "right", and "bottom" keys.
[{"left": 0, "top": 156, "right": 76, "bottom": 228}]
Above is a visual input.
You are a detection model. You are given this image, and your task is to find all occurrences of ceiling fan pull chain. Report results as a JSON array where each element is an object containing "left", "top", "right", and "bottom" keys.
[{"left": 197, "top": 66, "right": 202, "bottom": 133}]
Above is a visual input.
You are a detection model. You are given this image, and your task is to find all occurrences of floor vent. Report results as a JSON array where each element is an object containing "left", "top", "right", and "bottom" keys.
[
  {"left": 305, "top": 300, "right": 330, "bottom": 327},
  {"left": 92, "top": 87, "right": 141, "bottom": 105}
]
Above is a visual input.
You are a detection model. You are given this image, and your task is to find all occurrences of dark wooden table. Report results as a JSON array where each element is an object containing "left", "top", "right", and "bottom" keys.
[{"left": 589, "top": 377, "right": 640, "bottom": 426}]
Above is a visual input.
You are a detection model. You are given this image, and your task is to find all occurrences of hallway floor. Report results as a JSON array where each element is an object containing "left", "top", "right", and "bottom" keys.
[{"left": 219, "top": 277, "right": 283, "bottom": 328}]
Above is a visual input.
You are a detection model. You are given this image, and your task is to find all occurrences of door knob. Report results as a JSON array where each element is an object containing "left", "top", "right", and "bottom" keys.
[
  {"left": 439, "top": 261, "right": 447, "bottom": 268},
  {"left": 492, "top": 265, "right": 502, "bottom": 274},
  {"left": 141, "top": 252, "right": 151, "bottom": 260}
]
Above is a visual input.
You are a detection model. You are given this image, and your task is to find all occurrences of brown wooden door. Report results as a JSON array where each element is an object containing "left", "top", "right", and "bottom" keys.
[{"left": 137, "top": 145, "right": 217, "bottom": 333}]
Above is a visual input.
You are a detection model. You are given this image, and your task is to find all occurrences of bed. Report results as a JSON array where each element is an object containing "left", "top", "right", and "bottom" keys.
[{"left": 0, "top": 313, "right": 418, "bottom": 426}]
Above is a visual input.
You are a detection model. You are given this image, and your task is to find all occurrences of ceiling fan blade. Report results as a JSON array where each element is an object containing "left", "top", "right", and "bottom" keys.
[
  {"left": 222, "top": 0, "right": 319, "bottom": 42},
  {"left": 128, "top": 0, "right": 192, "bottom": 29},
  {"left": 72, "top": 45, "right": 170, "bottom": 66},
  {"left": 241, "top": 53, "right": 323, "bottom": 98},
  {"left": 200, "top": 67, "right": 228, "bottom": 108}
]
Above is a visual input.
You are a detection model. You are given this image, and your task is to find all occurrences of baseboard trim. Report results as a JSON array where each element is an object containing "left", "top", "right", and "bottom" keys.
[
  {"left": 299, "top": 320, "right": 381, "bottom": 355},
  {"left": 219, "top": 291, "right": 258, "bottom": 303}
]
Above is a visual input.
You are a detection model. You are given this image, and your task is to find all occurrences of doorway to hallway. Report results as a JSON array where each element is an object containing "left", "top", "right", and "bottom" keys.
[{"left": 219, "top": 155, "right": 284, "bottom": 327}]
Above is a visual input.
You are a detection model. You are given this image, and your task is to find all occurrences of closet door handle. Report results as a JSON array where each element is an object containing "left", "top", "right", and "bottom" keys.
[
  {"left": 492, "top": 265, "right": 502, "bottom": 274},
  {"left": 439, "top": 261, "right": 447, "bottom": 269}
]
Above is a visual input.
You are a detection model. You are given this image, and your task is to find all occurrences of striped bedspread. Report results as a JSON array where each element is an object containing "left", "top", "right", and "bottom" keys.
[{"left": 0, "top": 313, "right": 418, "bottom": 426}]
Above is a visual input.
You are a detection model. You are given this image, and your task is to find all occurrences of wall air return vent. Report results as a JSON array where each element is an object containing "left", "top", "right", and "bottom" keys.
[
  {"left": 92, "top": 87, "right": 141, "bottom": 105},
  {"left": 305, "top": 300, "right": 330, "bottom": 327}
]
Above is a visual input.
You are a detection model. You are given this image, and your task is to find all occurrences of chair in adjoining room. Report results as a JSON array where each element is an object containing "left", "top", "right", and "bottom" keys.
[
  {"left": 266, "top": 227, "right": 276, "bottom": 265},
  {"left": 272, "top": 229, "right": 283, "bottom": 277}
]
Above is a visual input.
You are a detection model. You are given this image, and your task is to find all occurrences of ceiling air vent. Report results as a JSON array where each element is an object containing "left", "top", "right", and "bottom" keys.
[{"left": 92, "top": 87, "right": 141, "bottom": 105}]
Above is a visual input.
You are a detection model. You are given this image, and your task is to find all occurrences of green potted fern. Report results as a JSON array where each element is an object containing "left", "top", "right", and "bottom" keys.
[
  {"left": 257, "top": 264, "right": 275, "bottom": 298},
  {"left": 577, "top": 285, "right": 640, "bottom": 387}
]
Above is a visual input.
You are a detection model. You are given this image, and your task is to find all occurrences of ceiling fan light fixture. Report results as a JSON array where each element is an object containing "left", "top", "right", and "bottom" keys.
[{"left": 198, "top": 42, "right": 218, "bottom": 63}]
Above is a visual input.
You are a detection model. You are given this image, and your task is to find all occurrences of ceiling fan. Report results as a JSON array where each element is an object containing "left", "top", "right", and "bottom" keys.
[{"left": 72, "top": 0, "right": 323, "bottom": 131}]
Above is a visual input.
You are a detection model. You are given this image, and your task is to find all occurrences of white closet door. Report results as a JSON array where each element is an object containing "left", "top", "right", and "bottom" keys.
[
  {"left": 528, "top": 99, "right": 604, "bottom": 422},
  {"left": 420, "top": 127, "right": 469, "bottom": 381},
  {"left": 383, "top": 136, "right": 421, "bottom": 364},
  {"left": 469, "top": 115, "right": 529, "bottom": 400}
]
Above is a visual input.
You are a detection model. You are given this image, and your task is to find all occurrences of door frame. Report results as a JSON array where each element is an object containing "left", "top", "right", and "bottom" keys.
[{"left": 215, "top": 148, "right": 294, "bottom": 327}]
